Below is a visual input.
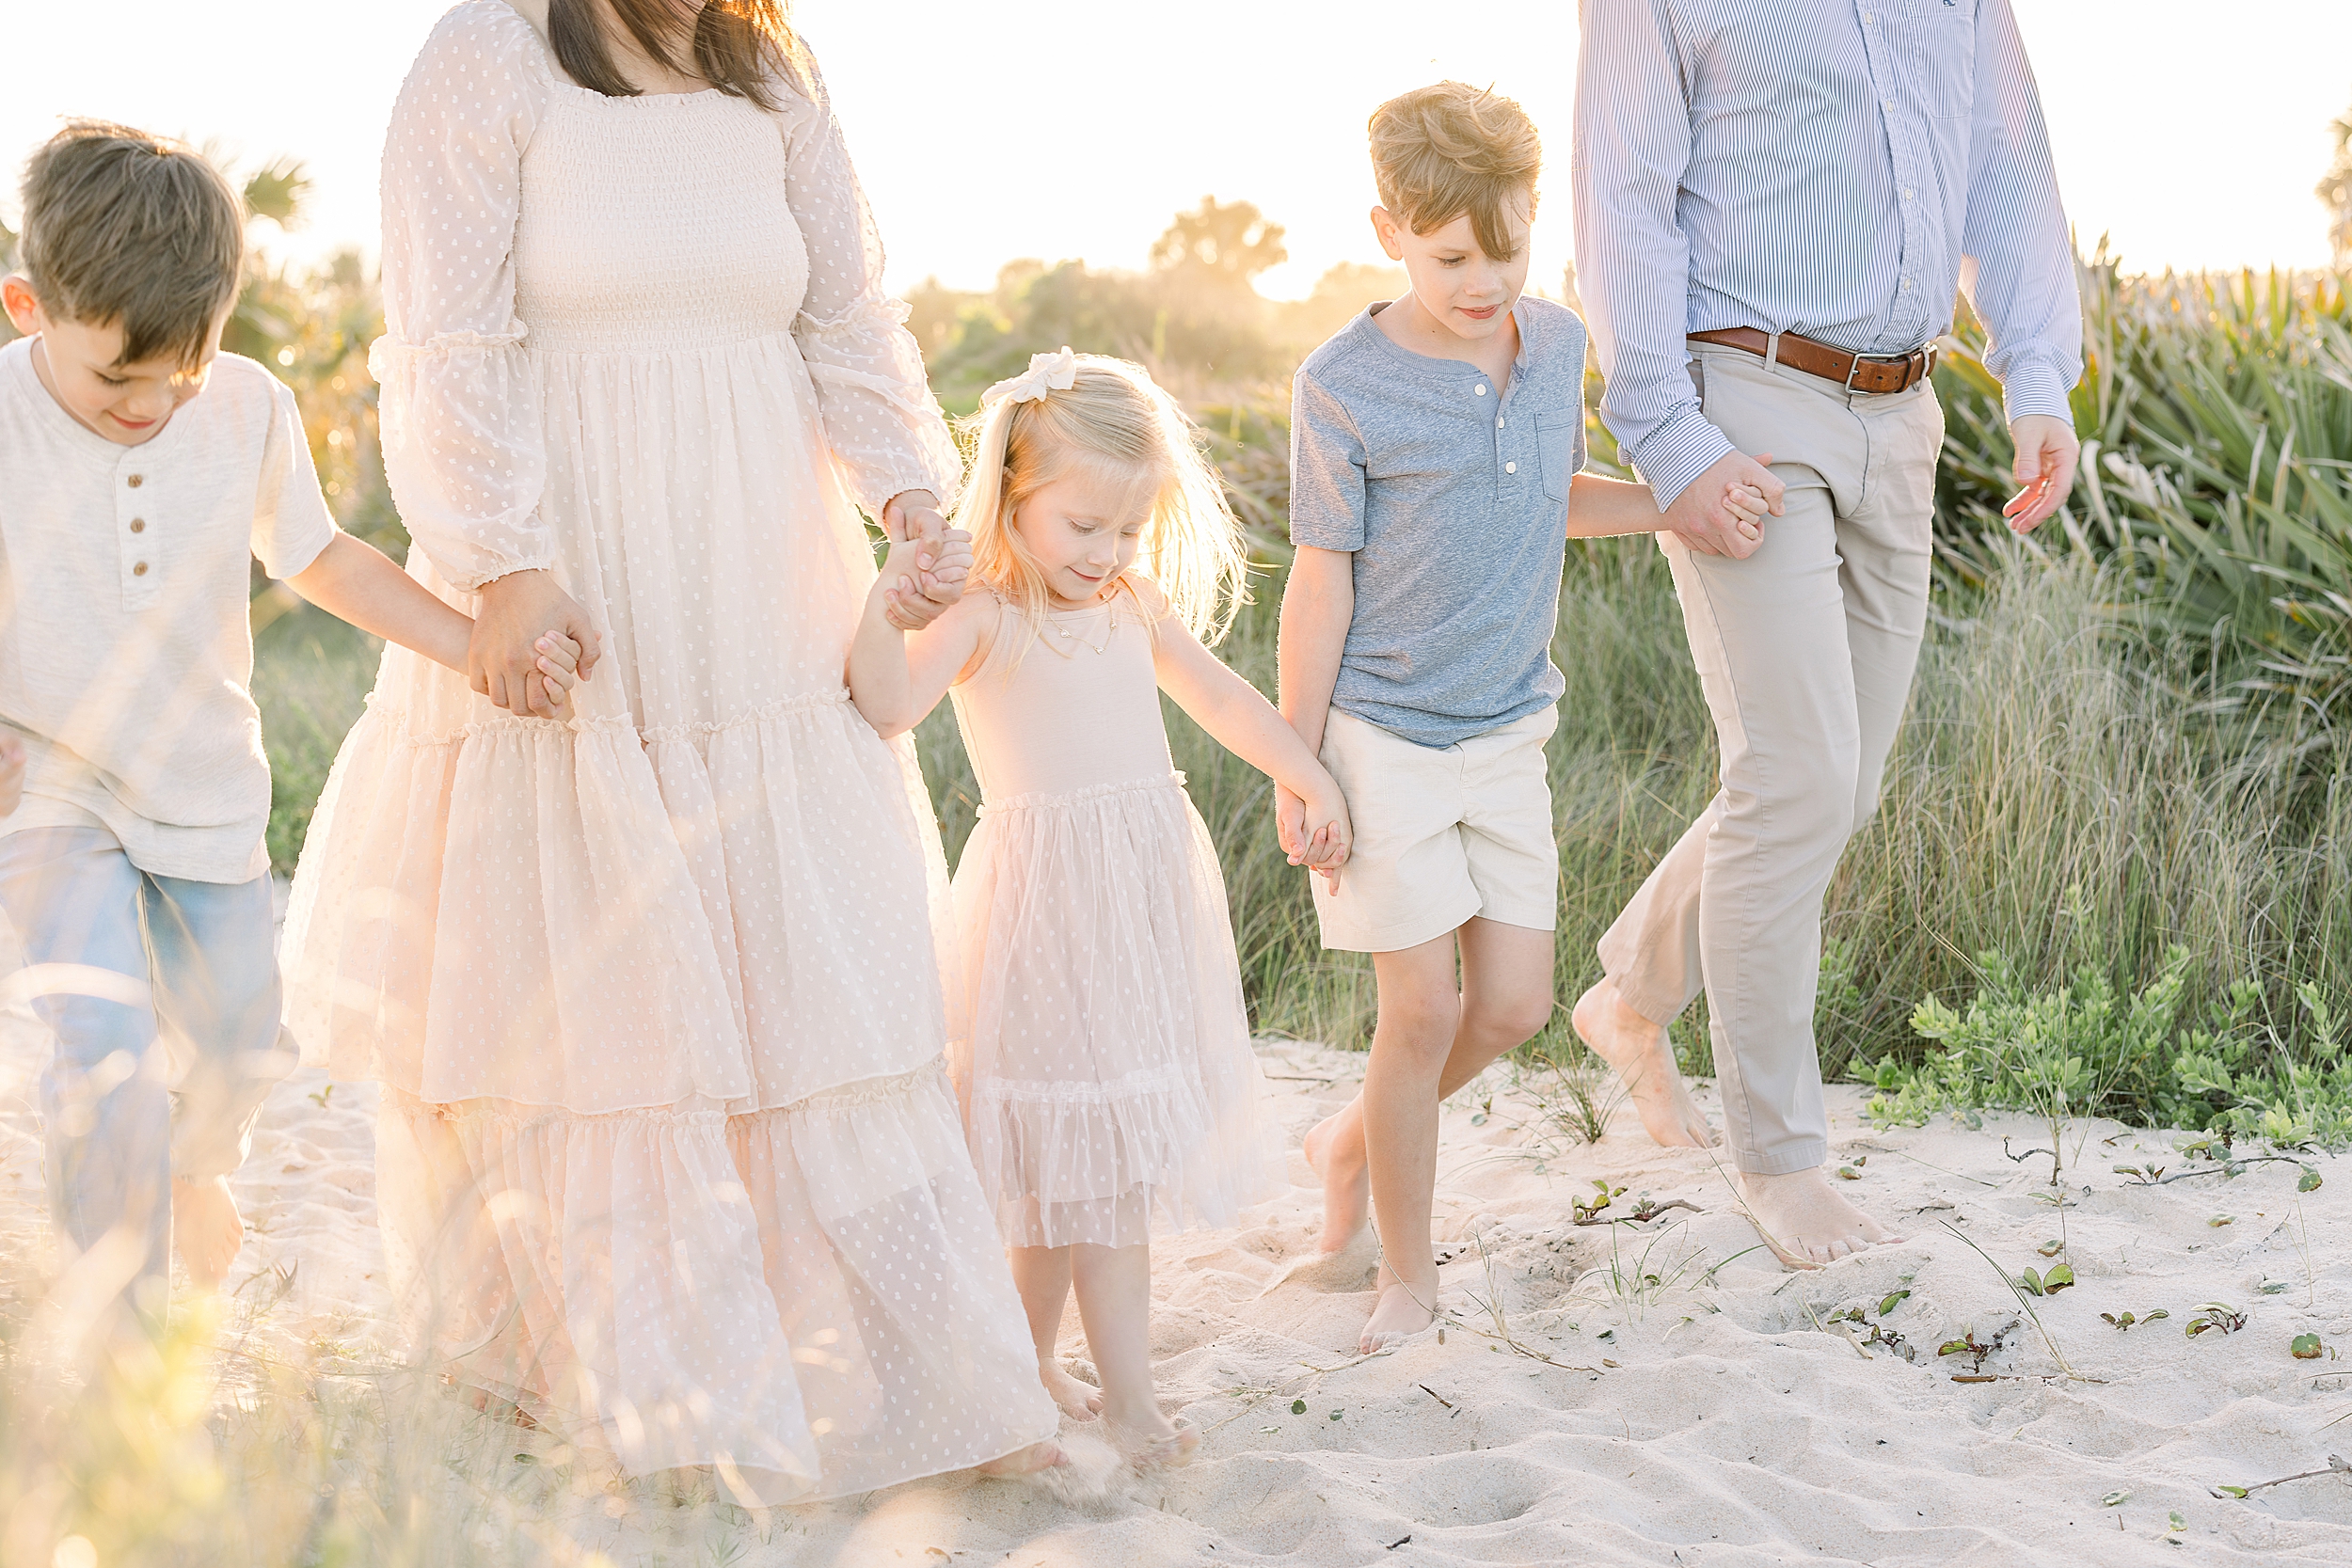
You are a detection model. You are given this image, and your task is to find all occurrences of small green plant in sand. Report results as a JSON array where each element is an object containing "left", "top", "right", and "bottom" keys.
[
  {"left": 2100, "top": 1308, "right": 2170, "bottom": 1332},
  {"left": 1940, "top": 1223, "right": 2091, "bottom": 1382},
  {"left": 2185, "top": 1303, "right": 2249, "bottom": 1338}
]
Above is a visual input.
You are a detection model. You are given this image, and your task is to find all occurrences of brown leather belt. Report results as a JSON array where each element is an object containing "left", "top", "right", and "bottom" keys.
[{"left": 1689, "top": 327, "right": 1937, "bottom": 394}]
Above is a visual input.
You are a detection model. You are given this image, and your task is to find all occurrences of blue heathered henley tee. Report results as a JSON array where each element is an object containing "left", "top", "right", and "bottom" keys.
[{"left": 1288, "top": 295, "right": 1589, "bottom": 749}]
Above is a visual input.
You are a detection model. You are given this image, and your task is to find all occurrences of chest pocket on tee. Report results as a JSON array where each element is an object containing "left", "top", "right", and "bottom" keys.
[{"left": 1536, "top": 414, "right": 1583, "bottom": 505}]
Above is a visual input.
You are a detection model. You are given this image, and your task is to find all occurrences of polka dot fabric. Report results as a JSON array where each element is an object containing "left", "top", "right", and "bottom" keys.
[
  {"left": 946, "top": 594, "right": 1280, "bottom": 1250},
  {"left": 278, "top": 0, "right": 1050, "bottom": 1501}
]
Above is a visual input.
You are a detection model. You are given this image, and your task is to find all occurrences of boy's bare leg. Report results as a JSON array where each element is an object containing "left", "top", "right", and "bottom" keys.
[
  {"left": 1354, "top": 919, "right": 1555, "bottom": 1352},
  {"left": 1070, "top": 1243, "right": 1196, "bottom": 1465},
  {"left": 170, "top": 1174, "right": 244, "bottom": 1290},
  {"left": 1004, "top": 1244, "right": 1102, "bottom": 1420},
  {"left": 1309, "top": 919, "right": 1557, "bottom": 1255},
  {"left": 1571, "top": 977, "right": 1719, "bottom": 1148}
]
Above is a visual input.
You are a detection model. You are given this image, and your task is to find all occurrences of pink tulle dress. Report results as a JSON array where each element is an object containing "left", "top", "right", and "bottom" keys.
[{"left": 947, "top": 588, "right": 1279, "bottom": 1249}]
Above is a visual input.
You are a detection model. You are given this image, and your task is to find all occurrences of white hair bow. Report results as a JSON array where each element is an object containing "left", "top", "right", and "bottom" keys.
[{"left": 981, "top": 347, "right": 1078, "bottom": 408}]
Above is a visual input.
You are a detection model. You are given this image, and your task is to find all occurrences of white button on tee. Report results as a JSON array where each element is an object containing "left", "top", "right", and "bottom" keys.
[
  {"left": 1504, "top": 461, "right": 1517, "bottom": 473},
  {"left": 1474, "top": 384, "right": 1488, "bottom": 396}
]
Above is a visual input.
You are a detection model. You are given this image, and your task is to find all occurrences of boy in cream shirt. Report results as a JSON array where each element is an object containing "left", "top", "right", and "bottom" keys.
[
  {"left": 0, "top": 122, "right": 580, "bottom": 1319},
  {"left": 1277, "top": 84, "right": 1767, "bottom": 1351}
]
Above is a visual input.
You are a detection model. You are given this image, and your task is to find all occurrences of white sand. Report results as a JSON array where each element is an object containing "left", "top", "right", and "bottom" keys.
[{"left": 6, "top": 1018, "right": 2351, "bottom": 1565}]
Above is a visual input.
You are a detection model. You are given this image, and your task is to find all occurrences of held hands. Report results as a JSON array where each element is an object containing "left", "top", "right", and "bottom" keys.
[
  {"left": 875, "top": 526, "right": 974, "bottom": 632},
  {"left": 470, "top": 569, "right": 602, "bottom": 719},
  {"left": 880, "top": 489, "right": 968, "bottom": 631},
  {"left": 1665, "top": 450, "right": 1783, "bottom": 559},
  {"left": 1275, "top": 784, "right": 1353, "bottom": 892},
  {"left": 2003, "top": 414, "right": 2080, "bottom": 533}
]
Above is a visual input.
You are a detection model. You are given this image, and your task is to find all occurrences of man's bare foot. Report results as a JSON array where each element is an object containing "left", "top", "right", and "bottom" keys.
[
  {"left": 1736, "top": 1167, "right": 1902, "bottom": 1268},
  {"left": 1572, "top": 979, "right": 1718, "bottom": 1149},
  {"left": 1039, "top": 1360, "right": 1103, "bottom": 1421},
  {"left": 1359, "top": 1265, "right": 1436, "bottom": 1354},
  {"left": 1303, "top": 1104, "right": 1370, "bottom": 1255},
  {"left": 977, "top": 1438, "right": 1067, "bottom": 1477},
  {"left": 171, "top": 1175, "right": 244, "bottom": 1290}
]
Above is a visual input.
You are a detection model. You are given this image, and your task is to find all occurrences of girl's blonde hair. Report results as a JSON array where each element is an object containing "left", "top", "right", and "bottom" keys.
[{"left": 953, "top": 353, "right": 1248, "bottom": 657}]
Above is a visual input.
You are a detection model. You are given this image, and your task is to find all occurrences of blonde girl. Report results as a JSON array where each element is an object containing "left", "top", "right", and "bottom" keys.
[{"left": 849, "top": 350, "right": 1348, "bottom": 1462}]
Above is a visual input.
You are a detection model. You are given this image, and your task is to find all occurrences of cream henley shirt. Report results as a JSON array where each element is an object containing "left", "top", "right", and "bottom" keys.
[{"left": 0, "top": 338, "right": 340, "bottom": 883}]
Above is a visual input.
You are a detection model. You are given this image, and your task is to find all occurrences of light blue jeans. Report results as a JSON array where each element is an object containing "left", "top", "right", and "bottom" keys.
[{"left": 0, "top": 826, "right": 293, "bottom": 1310}]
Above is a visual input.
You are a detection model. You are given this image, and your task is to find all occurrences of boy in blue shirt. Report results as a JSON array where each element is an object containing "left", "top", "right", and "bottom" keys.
[{"left": 1277, "top": 84, "right": 1768, "bottom": 1351}]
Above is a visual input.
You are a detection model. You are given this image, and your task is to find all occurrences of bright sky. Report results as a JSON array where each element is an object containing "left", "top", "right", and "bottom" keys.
[{"left": 4, "top": 2, "right": 2345, "bottom": 300}]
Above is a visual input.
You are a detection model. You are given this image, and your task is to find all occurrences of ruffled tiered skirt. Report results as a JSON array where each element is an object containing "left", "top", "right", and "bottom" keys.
[
  {"left": 281, "top": 330, "right": 1056, "bottom": 1500},
  {"left": 949, "top": 776, "right": 1279, "bottom": 1249}
]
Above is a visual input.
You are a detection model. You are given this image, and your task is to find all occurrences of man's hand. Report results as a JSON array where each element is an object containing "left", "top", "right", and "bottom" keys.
[
  {"left": 2003, "top": 414, "right": 2080, "bottom": 533},
  {"left": 881, "top": 489, "right": 964, "bottom": 631},
  {"left": 1664, "top": 450, "right": 1782, "bottom": 558},
  {"left": 471, "top": 569, "right": 602, "bottom": 718}
]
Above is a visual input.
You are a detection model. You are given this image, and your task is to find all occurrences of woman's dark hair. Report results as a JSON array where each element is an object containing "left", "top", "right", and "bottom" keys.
[{"left": 548, "top": 0, "right": 809, "bottom": 109}]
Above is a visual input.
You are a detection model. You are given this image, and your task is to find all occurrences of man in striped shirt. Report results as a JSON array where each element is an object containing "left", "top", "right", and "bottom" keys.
[{"left": 1568, "top": 0, "right": 2083, "bottom": 1266}]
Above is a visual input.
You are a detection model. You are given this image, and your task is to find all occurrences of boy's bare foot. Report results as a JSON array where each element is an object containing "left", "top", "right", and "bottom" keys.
[
  {"left": 1039, "top": 1361, "right": 1103, "bottom": 1421},
  {"left": 1303, "top": 1104, "right": 1370, "bottom": 1255},
  {"left": 977, "top": 1438, "right": 1067, "bottom": 1477},
  {"left": 1736, "top": 1167, "right": 1902, "bottom": 1268},
  {"left": 1358, "top": 1264, "right": 1436, "bottom": 1354},
  {"left": 1572, "top": 979, "right": 1718, "bottom": 1148},
  {"left": 171, "top": 1175, "right": 244, "bottom": 1290}
]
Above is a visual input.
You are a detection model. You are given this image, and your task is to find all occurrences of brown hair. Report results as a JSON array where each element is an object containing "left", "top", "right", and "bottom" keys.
[
  {"left": 17, "top": 120, "right": 244, "bottom": 369},
  {"left": 1367, "top": 82, "right": 1541, "bottom": 262},
  {"left": 548, "top": 0, "right": 809, "bottom": 110}
]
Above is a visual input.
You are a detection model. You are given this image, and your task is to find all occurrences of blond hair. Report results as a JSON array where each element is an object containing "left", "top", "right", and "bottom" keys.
[
  {"left": 1368, "top": 82, "right": 1541, "bottom": 262},
  {"left": 954, "top": 354, "right": 1247, "bottom": 661}
]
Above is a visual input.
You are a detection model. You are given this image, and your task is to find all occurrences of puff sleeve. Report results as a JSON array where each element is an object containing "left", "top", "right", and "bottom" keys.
[
  {"left": 368, "top": 2, "right": 555, "bottom": 591},
  {"left": 775, "top": 56, "right": 962, "bottom": 515}
]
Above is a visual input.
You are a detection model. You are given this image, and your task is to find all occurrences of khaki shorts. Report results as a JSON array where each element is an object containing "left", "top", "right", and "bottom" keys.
[{"left": 1312, "top": 705, "right": 1560, "bottom": 953}]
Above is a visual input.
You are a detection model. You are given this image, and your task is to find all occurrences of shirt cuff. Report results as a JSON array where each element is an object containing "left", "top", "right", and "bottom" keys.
[
  {"left": 1998, "top": 356, "right": 2076, "bottom": 426},
  {"left": 1625, "top": 411, "right": 1737, "bottom": 512}
]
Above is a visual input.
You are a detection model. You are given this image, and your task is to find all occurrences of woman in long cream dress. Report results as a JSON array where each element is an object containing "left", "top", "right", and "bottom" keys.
[{"left": 280, "top": 0, "right": 1058, "bottom": 1498}]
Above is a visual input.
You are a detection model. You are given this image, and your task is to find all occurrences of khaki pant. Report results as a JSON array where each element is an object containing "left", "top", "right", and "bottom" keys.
[{"left": 1598, "top": 344, "right": 1944, "bottom": 1174}]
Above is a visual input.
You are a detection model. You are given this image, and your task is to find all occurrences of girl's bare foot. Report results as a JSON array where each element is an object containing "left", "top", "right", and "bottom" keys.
[
  {"left": 1303, "top": 1104, "right": 1371, "bottom": 1255},
  {"left": 1572, "top": 979, "right": 1718, "bottom": 1148},
  {"left": 1358, "top": 1263, "right": 1435, "bottom": 1354},
  {"left": 976, "top": 1438, "right": 1067, "bottom": 1477},
  {"left": 1737, "top": 1167, "right": 1901, "bottom": 1267},
  {"left": 1108, "top": 1413, "right": 1200, "bottom": 1469},
  {"left": 1039, "top": 1360, "right": 1103, "bottom": 1420},
  {"left": 170, "top": 1175, "right": 244, "bottom": 1290}
]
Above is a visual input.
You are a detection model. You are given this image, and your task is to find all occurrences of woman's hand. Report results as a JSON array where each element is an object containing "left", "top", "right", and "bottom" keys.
[
  {"left": 471, "top": 569, "right": 602, "bottom": 717},
  {"left": 881, "top": 490, "right": 966, "bottom": 631}
]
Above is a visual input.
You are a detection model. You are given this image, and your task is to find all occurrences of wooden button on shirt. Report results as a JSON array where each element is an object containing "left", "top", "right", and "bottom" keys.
[{"left": 0, "top": 339, "right": 339, "bottom": 881}]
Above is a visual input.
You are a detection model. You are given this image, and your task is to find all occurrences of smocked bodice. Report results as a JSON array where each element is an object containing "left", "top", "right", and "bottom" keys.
[
  {"left": 516, "top": 90, "right": 808, "bottom": 354},
  {"left": 950, "top": 596, "right": 1177, "bottom": 804}
]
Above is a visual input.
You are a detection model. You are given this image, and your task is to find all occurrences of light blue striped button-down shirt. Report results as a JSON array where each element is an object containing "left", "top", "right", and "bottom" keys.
[{"left": 1572, "top": 0, "right": 2082, "bottom": 507}]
